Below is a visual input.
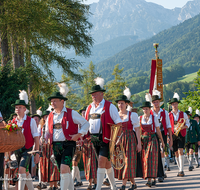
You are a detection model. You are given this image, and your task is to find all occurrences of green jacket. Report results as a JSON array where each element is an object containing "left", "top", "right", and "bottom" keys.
[{"left": 186, "top": 119, "right": 200, "bottom": 144}]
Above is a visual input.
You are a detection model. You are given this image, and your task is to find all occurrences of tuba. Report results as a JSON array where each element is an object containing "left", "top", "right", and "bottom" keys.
[
  {"left": 174, "top": 118, "right": 186, "bottom": 137},
  {"left": 104, "top": 124, "right": 125, "bottom": 170}
]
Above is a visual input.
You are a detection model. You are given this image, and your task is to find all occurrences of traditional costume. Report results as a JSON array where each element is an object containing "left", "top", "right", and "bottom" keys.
[
  {"left": 85, "top": 77, "right": 122, "bottom": 190},
  {"left": 168, "top": 93, "right": 190, "bottom": 177},
  {"left": 12, "top": 90, "right": 39, "bottom": 190},
  {"left": 44, "top": 87, "right": 89, "bottom": 190},
  {"left": 139, "top": 102, "right": 160, "bottom": 185},
  {"left": 150, "top": 90, "right": 172, "bottom": 182},
  {"left": 185, "top": 108, "right": 200, "bottom": 171},
  {"left": 114, "top": 88, "right": 141, "bottom": 190}
]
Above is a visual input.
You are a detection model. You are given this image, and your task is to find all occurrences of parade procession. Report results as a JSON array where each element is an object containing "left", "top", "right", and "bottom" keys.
[{"left": 0, "top": 0, "right": 200, "bottom": 190}]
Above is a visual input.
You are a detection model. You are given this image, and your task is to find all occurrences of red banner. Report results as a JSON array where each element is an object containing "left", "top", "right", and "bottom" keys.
[
  {"left": 149, "top": 60, "right": 156, "bottom": 95},
  {"left": 156, "top": 59, "right": 163, "bottom": 101}
]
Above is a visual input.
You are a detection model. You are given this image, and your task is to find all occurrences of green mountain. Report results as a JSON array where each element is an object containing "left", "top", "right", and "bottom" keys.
[{"left": 96, "top": 13, "right": 200, "bottom": 83}]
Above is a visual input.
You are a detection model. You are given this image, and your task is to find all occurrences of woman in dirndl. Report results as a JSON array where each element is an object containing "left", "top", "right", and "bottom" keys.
[
  {"left": 115, "top": 88, "right": 142, "bottom": 190},
  {"left": 139, "top": 101, "right": 165, "bottom": 187}
]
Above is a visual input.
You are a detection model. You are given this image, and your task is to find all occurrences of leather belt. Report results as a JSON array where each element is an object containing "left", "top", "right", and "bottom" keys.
[
  {"left": 89, "top": 113, "right": 101, "bottom": 120},
  {"left": 53, "top": 123, "right": 62, "bottom": 129}
]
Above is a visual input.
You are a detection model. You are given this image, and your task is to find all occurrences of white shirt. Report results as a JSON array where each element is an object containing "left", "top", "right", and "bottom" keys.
[
  {"left": 88, "top": 99, "right": 122, "bottom": 134},
  {"left": 171, "top": 110, "right": 189, "bottom": 128},
  {"left": 15, "top": 114, "right": 39, "bottom": 138},
  {"left": 120, "top": 111, "right": 140, "bottom": 131},
  {"left": 151, "top": 108, "right": 171, "bottom": 131},
  {"left": 0, "top": 111, "right": 2, "bottom": 119},
  {"left": 45, "top": 107, "right": 89, "bottom": 141},
  {"left": 37, "top": 124, "right": 42, "bottom": 137},
  {"left": 139, "top": 115, "right": 160, "bottom": 132}
]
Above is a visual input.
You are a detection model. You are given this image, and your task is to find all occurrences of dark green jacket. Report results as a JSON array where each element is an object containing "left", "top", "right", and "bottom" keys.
[{"left": 186, "top": 119, "right": 200, "bottom": 144}]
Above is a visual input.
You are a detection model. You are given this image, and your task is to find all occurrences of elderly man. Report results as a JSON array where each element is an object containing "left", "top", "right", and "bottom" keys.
[
  {"left": 85, "top": 78, "right": 122, "bottom": 190},
  {"left": 44, "top": 92, "right": 89, "bottom": 190},
  {"left": 11, "top": 93, "right": 40, "bottom": 190},
  {"left": 168, "top": 94, "right": 189, "bottom": 177}
]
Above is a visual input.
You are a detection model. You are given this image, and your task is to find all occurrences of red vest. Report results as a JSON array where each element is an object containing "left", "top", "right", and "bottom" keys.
[
  {"left": 85, "top": 100, "right": 114, "bottom": 143},
  {"left": 140, "top": 115, "right": 156, "bottom": 133},
  {"left": 150, "top": 109, "right": 167, "bottom": 135},
  {"left": 169, "top": 111, "right": 186, "bottom": 137},
  {"left": 13, "top": 116, "right": 34, "bottom": 149},
  {"left": 122, "top": 111, "right": 133, "bottom": 130},
  {"left": 48, "top": 108, "right": 78, "bottom": 144}
]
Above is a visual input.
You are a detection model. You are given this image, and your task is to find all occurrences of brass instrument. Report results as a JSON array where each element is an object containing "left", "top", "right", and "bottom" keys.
[
  {"left": 174, "top": 118, "right": 186, "bottom": 137},
  {"left": 104, "top": 124, "right": 125, "bottom": 170}
]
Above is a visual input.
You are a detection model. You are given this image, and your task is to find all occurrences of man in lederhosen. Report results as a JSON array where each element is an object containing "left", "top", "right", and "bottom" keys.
[
  {"left": 168, "top": 93, "right": 189, "bottom": 177},
  {"left": 185, "top": 109, "right": 200, "bottom": 171},
  {"left": 193, "top": 110, "right": 200, "bottom": 168},
  {"left": 12, "top": 91, "right": 40, "bottom": 190},
  {"left": 44, "top": 92, "right": 89, "bottom": 190},
  {"left": 151, "top": 91, "right": 172, "bottom": 183},
  {"left": 85, "top": 77, "right": 122, "bottom": 190}
]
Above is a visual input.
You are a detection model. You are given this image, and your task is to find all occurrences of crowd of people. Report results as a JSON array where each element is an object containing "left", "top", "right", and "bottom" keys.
[{"left": 0, "top": 77, "right": 199, "bottom": 190}]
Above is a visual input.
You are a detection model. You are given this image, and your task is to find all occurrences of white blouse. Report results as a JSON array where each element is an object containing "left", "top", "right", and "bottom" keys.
[{"left": 139, "top": 115, "right": 160, "bottom": 132}]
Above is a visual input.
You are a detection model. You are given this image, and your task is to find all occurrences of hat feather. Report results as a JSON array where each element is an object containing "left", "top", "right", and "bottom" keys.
[
  {"left": 196, "top": 109, "right": 200, "bottom": 115},
  {"left": 188, "top": 107, "right": 192, "bottom": 114},
  {"left": 19, "top": 90, "right": 29, "bottom": 104},
  {"left": 58, "top": 83, "right": 69, "bottom": 97},
  {"left": 94, "top": 77, "right": 104, "bottom": 89},
  {"left": 173, "top": 92, "right": 180, "bottom": 101},
  {"left": 25, "top": 109, "right": 29, "bottom": 115},
  {"left": 123, "top": 86, "right": 131, "bottom": 100},
  {"left": 145, "top": 93, "right": 152, "bottom": 102},
  {"left": 36, "top": 109, "right": 42, "bottom": 116},
  {"left": 47, "top": 104, "right": 54, "bottom": 111},
  {"left": 152, "top": 90, "right": 161, "bottom": 98},
  {"left": 127, "top": 105, "right": 132, "bottom": 112}
]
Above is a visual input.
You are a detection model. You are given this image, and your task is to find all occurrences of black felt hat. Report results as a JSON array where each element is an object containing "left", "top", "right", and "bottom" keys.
[
  {"left": 185, "top": 111, "right": 191, "bottom": 116},
  {"left": 193, "top": 114, "right": 200, "bottom": 118},
  {"left": 140, "top": 101, "right": 152, "bottom": 108},
  {"left": 152, "top": 95, "right": 161, "bottom": 102},
  {"left": 11, "top": 100, "right": 29, "bottom": 108},
  {"left": 41, "top": 110, "right": 50, "bottom": 118},
  {"left": 89, "top": 85, "right": 106, "bottom": 94},
  {"left": 115, "top": 95, "right": 130, "bottom": 103},
  {"left": 169, "top": 98, "right": 180, "bottom": 104},
  {"left": 47, "top": 92, "right": 68, "bottom": 101}
]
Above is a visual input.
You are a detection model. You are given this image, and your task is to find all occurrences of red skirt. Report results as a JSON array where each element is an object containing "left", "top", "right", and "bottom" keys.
[{"left": 82, "top": 139, "right": 97, "bottom": 180}]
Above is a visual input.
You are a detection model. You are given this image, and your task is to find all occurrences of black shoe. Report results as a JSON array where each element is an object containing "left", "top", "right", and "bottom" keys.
[
  {"left": 177, "top": 171, "right": 185, "bottom": 177},
  {"left": 37, "top": 183, "right": 47, "bottom": 189},
  {"left": 189, "top": 166, "right": 193, "bottom": 171},
  {"left": 167, "top": 167, "right": 170, "bottom": 171},
  {"left": 74, "top": 181, "right": 83, "bottom": 187},
  {"left": 120, "top": 185, "right": 126, "bottom": 190},
  {"left": 146, "top": 181, "right": 152, "bottom": 187},
  {"left": 192, "top": 165, "right": 194, "bottom": 169},
  {"left": 57, "top": 181, "right": 60, "bottom": 186},
  {"left": 158, "top": 177, "right": 164, "bottom": 182},
  {"left": 196, "top": 164, "right": 199, "bottom": 168},
  {"left": 92, "top": 184, "right": 97, "bottom": 189},
  {"left": 152, "top": 179, "right": 156, "bottom": 186},
  {"left": 164, "top": 173, "right": 167, "bottom": 178},
  {"left": 103, "top": 178, "right": 110, "bottom": 186},
  {"left": 128, "top": 183, "right": 137, "bottom": 189},
  {"left": 52, "top": 187, "right": 58, "bottom": 190},
  {"left": 87, "top": 185, "right": 92, "bottom": 190}
]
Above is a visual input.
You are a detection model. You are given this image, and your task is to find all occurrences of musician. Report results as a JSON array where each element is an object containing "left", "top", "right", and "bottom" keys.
[
  {"left": 185, "top": 110, "right": 200, "bottom": 171},
  {"left": 168, "top": 93, "right": 189, "bottom": 177},
  {"left": 115, "top": 91, "right": 141, "bottom": 190},
  {"left": 193, "top": 110, "right": 200, "bottom": 168},
  {"left": 44, "top": 91, "right": 89, "bottom": 190},
  {"left": 11, "top": 91, "right": 40, "bottom": 190},
  {"left": 150, "top": 91, "right": 172, "bottom": 183},
  {"left": 85, "top": 77, "right": 122, "bottom": 190},
  {"left": 139, "top": 101, "right": 164, "bottom": 187}
]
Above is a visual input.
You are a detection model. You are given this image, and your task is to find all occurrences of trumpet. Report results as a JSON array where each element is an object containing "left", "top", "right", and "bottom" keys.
[{"left": 174, "top": 118, "right": 185, "bottom": 136}]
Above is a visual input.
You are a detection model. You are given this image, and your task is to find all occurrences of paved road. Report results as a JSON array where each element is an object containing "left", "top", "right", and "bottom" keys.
[{"left": 9, "top": 162, "right": 200, "bottom": 190}]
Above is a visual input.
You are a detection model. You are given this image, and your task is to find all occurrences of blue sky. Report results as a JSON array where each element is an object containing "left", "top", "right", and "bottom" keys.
[{"left": 83, "top": 0, "right": 193, "bottom": 9}]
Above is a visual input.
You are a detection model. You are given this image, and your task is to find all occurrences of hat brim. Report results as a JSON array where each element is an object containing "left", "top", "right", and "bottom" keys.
[
  {"left": 11, "top": 103, "right": 29, "bottom": 108},
  {"left": 47, "top": 96, "right": 68, "bottom": 101},
  {"left": 32, "top": 114, "right": 41, "bottom": 119},
  {"left": 89, "top": 89, "right": 106, "bottom": 94},
  {"left": 169, "top": 100, "right": 181, "bottom": 104},
  {"left": 152, "top": 98, "right": 162, "bottom": 102},
  {"left": 115, "top": 99, "right": 130, "bottom": 103},
  {"left": 140, "top": 105, "right": 152, "bottom": 108}
]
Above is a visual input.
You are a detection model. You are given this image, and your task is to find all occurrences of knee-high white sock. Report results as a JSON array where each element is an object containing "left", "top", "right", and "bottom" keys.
[
  {"left": 195, "top": 154, "right": 198, "bottom": 164},
  {"left": 75, "top": 166, "right": 81, "bottom": 182},
  {"left": 38, "top": 164, "right": 41, "bottom": 183},
  {"left": 18, "top": 173, "right": 26, "bottom": 190},
  {"left": 68, "top": 173, "right": 74, "bottom": 190},
  {"left": 4, "top": 174, "right": 9, "bottom": 190},
  {"left": 189, "top": 154, "right": 193, "bottom": 167},
  {"left": 175, "top": 157, "right": 180, "bottom": 169},
  {"left": 106, "top": 167, "right": 117, "bottom": 190},
  {"left": 162, "top": 157, "right": 165, "bottom": 173},
  {"left": 60, "top": 173, "right": 71, "bottom": 190},
  {"left": 96, "top": 168, "right": 106, "bottom": 190},
  {"left": 25, "top": 173, "right": 34, "bottom": 190},
  {"left": 166, "top": 156, "right": 170, "bottom": 168},
  {"left": 179, "top": 155, "right": 184, "bottom": 172},
  {"left": 72, "top": 166, "right": 76, "bottom": 181}
]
